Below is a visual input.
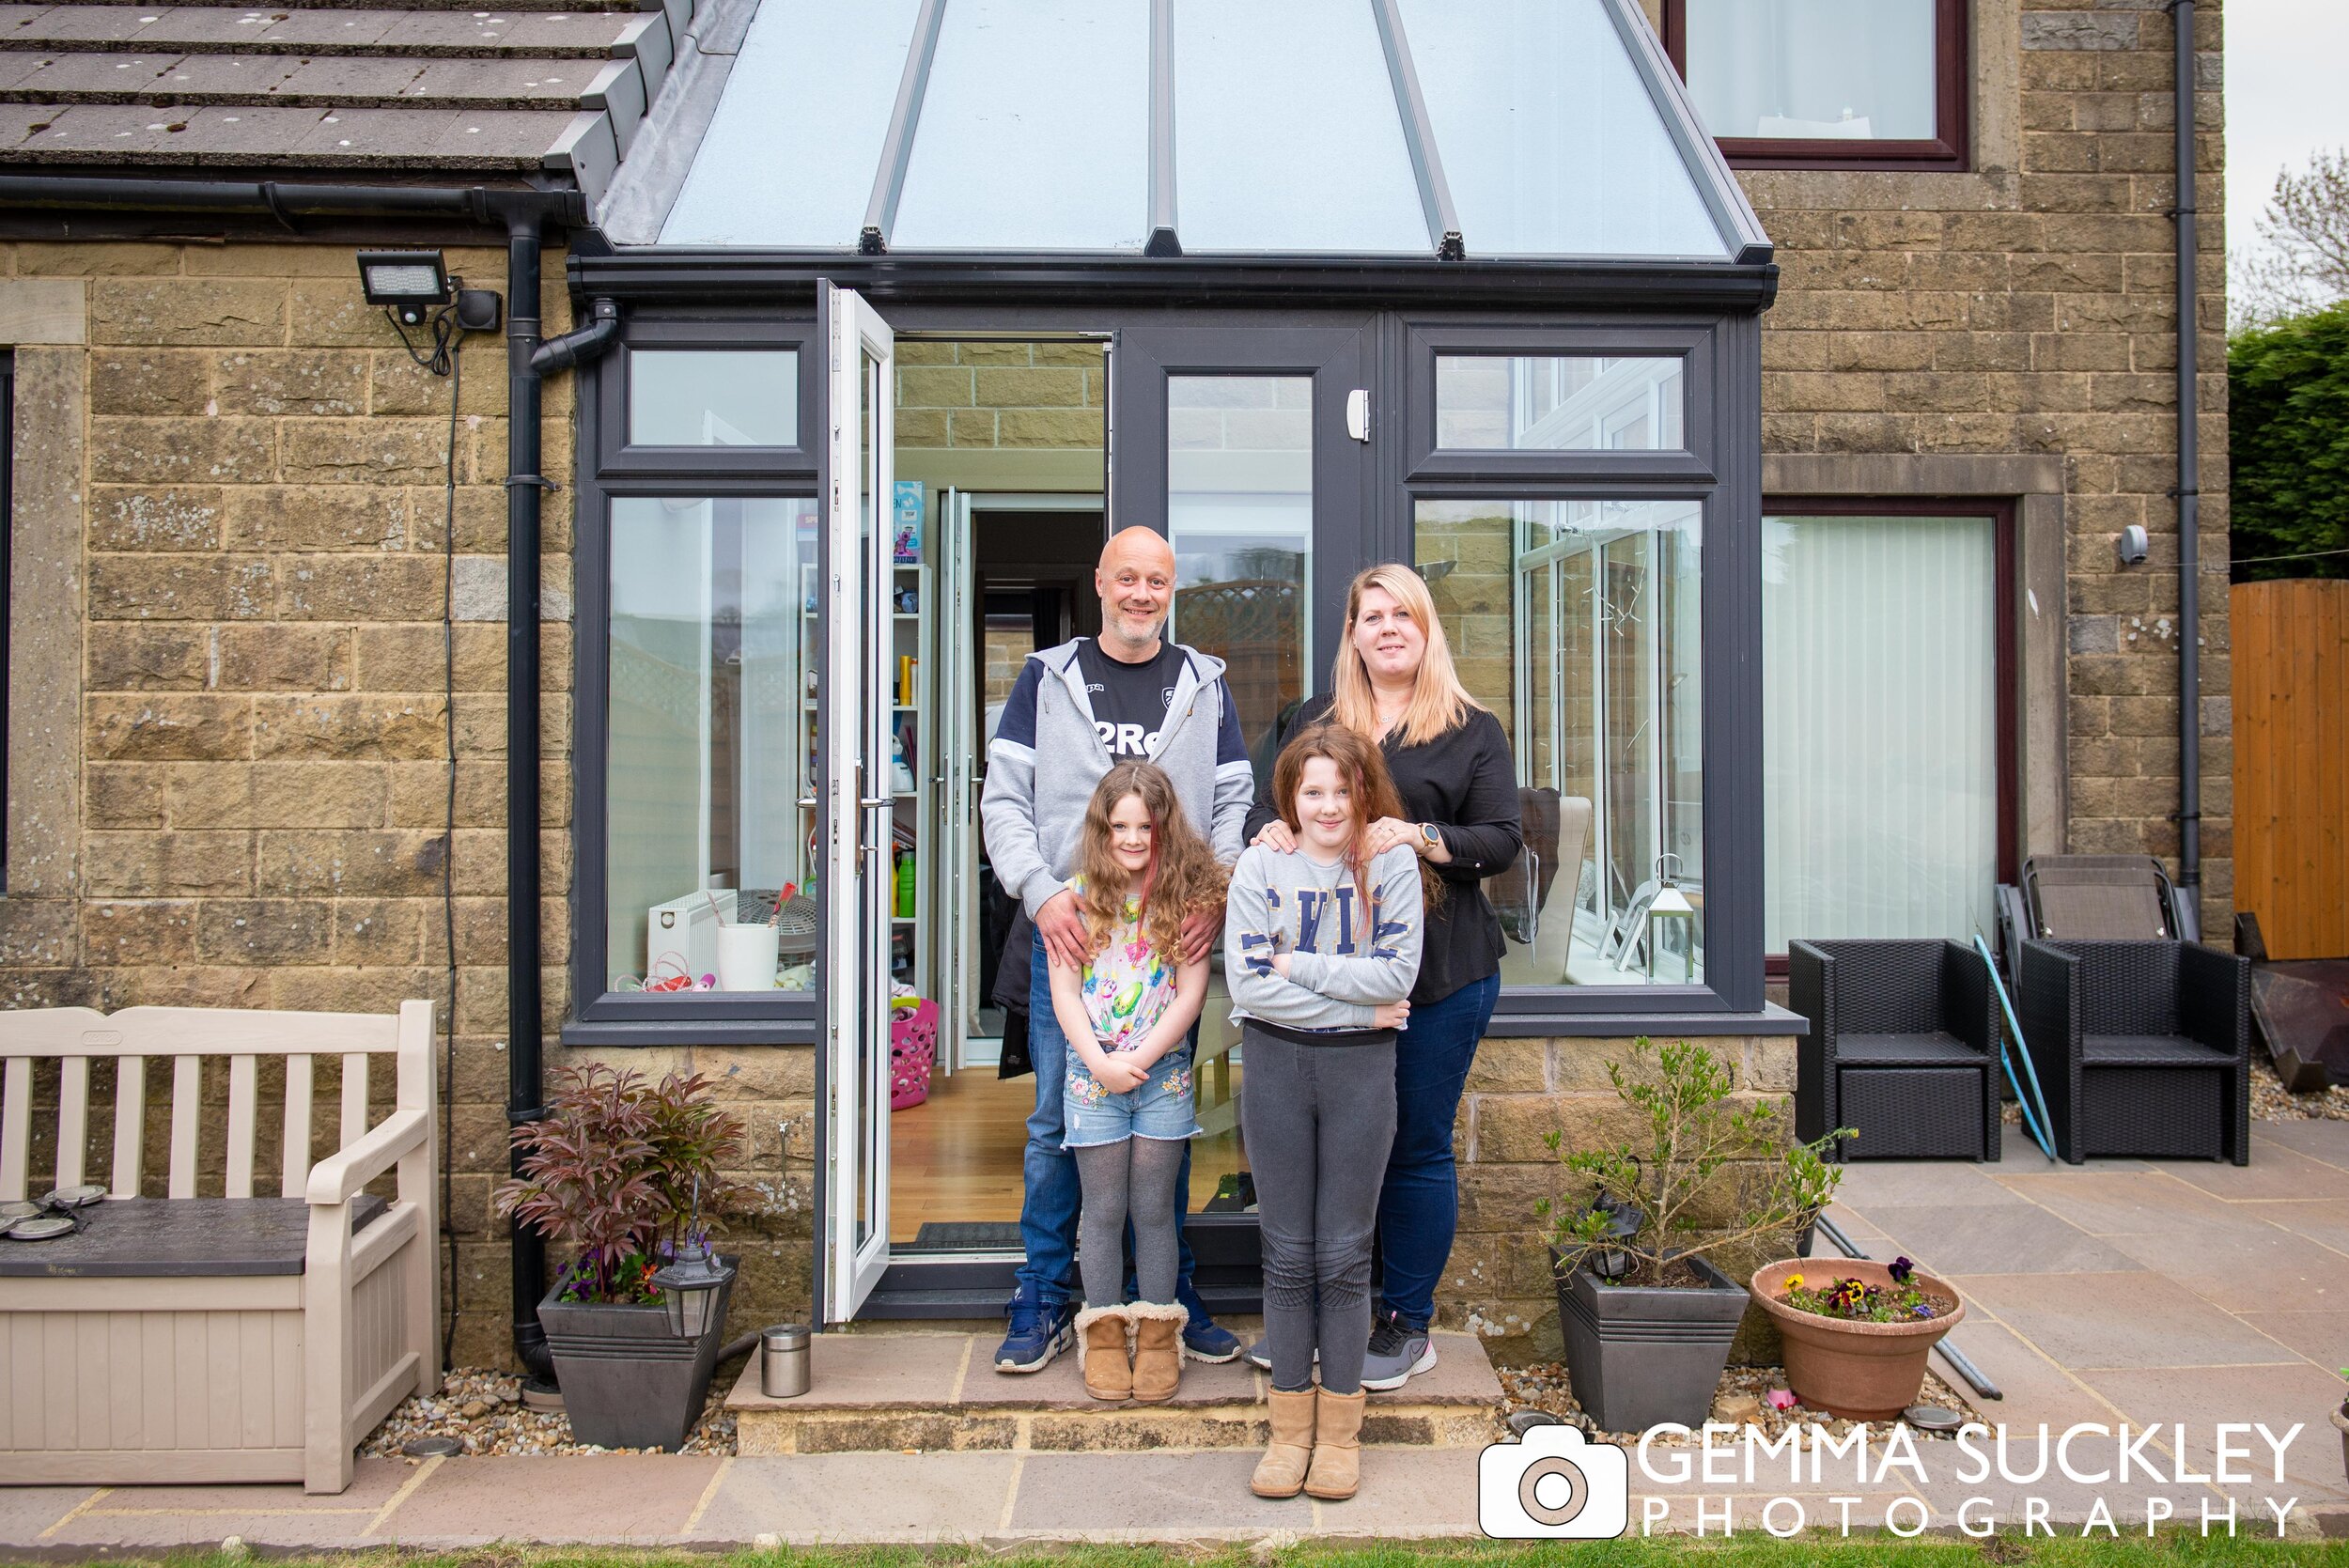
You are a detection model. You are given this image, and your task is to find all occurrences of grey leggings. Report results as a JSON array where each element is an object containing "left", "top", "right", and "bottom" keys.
[
  {"left": 1075, "top": 1135, "right": 1186, "bottom": 1308},
  {"left": 1238, "top": 1025, "right": 1399, "bottom": 1396}
]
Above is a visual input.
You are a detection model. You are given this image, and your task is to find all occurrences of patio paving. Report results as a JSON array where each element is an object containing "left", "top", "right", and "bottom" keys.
[{"left": 3, "top": 1122, "right": 2346, "bottom": 1546}]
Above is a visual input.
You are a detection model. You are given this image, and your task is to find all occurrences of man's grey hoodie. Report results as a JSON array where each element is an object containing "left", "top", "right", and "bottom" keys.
[
  {"left": 1224, "top": 843, "right": 1424, "bottom": 1036},
  {"left": 981, "top": 636, "right": 1254, "bottom": 920}
]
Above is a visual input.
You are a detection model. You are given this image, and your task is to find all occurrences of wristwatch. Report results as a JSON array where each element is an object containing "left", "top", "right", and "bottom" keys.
[{"left": 1419, "top": 823, "right": 1443, "bottom": 856}]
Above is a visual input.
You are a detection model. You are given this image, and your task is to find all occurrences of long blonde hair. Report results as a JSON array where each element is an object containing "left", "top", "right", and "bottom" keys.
[
  {"left": 1328, "top": 564, "right": 1486, "bottom": 748},
  {"left": 1073, "top": 762, "right": 1228, "bottom": 961}
]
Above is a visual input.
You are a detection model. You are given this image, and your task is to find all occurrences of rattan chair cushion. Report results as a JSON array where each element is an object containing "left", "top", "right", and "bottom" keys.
[
  {"left": 2081, "top": 1032, "right": 2232, "bottom": 1066},
  {"left": 1833, "top": 1031, "right": 1985, "bottom": 1066}
]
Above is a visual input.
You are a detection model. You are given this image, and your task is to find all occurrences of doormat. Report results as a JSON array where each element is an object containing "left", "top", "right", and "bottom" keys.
[{"left": 909, "top": 1222, "right": 1025, "bottom": 1250}]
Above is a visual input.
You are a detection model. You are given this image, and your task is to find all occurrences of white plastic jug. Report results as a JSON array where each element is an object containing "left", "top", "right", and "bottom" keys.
[{"left": 715, "top": 921, "right": 780, "bottom": 991}]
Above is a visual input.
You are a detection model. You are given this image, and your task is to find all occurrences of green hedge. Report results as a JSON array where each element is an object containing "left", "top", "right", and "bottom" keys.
[{"left": 2229, "top": 300, "right": 2349, "bottom": 581}]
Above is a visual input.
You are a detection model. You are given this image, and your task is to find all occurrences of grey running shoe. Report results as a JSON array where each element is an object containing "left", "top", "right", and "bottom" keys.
[
  {"left": 1360, "top": 1310, "right": 1436, "bottom": 1390},
  {"left": 1244, "top": 1337, "right": 1316, "bottom": 1373}
]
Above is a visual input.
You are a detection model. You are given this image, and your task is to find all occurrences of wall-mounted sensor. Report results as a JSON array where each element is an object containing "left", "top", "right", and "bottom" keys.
[{"left": 2118, "top": 524, "right": 2150, "bottom": 566}]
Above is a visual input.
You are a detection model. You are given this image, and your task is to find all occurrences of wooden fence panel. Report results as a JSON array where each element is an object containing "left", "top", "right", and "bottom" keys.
[{"left": 2232, "top": 579, "right": 2349, "bottom": 959}]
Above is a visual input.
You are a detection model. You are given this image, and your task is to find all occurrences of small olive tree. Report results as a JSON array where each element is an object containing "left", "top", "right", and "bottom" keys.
[{"left": 1538, "top": 1037, "right": 1845, "bottom": 1286}]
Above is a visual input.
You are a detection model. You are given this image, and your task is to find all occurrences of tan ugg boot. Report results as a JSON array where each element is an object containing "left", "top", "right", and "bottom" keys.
[
  {"left": 1303, "top": 1387, "right": 1368, "bottom": 1500},
  {"left": 1075, "top": 1306, "right": 1133, "bottom": 1402},
  {"left": 1250, "top": 1387, "right": 1318, "bottom": 1498},
  {"left": 1127, "top": 1301, "right": 1189, "bottom": 1404}
]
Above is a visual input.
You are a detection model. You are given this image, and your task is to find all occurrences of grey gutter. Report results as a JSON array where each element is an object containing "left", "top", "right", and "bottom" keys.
[
  {"left": 2170, "top": 0, "right": 2202, "bottom": 931},
  {"left": 1370, "top": 0, "right": 1464, "bottom": 261},
  {"left": 858, "top": 0, "right": 948, "bottom": 256}
]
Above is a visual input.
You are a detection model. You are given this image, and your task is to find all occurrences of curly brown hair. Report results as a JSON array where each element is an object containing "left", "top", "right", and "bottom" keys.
[
  {"left": 1073, "top": 761, "right": 1229, "bottom": 962},
  {"left": 1270, "top": 724, "right": 1445, "bottom": 916}
]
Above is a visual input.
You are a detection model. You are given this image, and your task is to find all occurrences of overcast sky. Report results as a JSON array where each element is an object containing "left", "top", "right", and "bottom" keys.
[{"left": 2224, "top": 0, "right": 2349, "bottom": 252}]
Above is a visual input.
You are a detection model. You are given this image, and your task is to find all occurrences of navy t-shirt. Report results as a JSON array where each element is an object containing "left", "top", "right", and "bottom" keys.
[{"left": 1075, "top": 637, "right": 1184, "bottom": 758}]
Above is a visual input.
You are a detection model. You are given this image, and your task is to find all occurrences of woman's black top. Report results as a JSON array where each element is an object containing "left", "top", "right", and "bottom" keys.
[{"left": 1241, "top": 693, "right": 1521, "bottom": 1006}]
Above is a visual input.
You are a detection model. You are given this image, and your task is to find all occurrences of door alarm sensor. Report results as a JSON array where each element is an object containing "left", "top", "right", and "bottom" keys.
[{"left": 2117, "top": 524, "right": 2150, "bottom": 566}]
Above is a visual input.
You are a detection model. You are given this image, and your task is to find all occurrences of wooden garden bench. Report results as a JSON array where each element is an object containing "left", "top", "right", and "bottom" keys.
[{"left": 0, "top": 1002, "right": 439, "bottom": 1494}]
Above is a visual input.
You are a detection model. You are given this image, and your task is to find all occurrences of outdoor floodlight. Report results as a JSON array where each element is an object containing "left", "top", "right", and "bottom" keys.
[{"left": 357, "top": 249, "right": 452, "bottom": 325}]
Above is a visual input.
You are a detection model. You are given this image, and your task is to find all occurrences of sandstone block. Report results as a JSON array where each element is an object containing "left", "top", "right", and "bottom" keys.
[
  {"left": 257, "top": 829, "right": 446, "bottom": 896},
  {"left": 89, "top": 350, "right": 212, "bottom": 416},
  {"left": 92, "top": 279, "right": 286, "bottom": 347},
  {"left": 85, "top": 831, "right": 254, "bottom": 897},
  {"left": 998, "top": 407, "right": 1102, "bottom": 448},
  {"left": 279, "top": 419, "right": 453, "bottom": 486},
  {"left": 212, "top": 349, "right": 370, "bottom": 416},
  {"left": 195, "top": 899, "right": 334, "bottom": 964},
  {"left": 89, "top": 416, "right": 276, "bottom": 485},
  {"left": 252, "top": 694, "right": 447, "bottom": 760},
  {"left": 1464, "top": 1037, "right": 1548, "bottom": 1093},
  {"left": 275, "top": 553, "right": 444, "bottom": 620},
  {"left": 0, "top": 898, "right": 80, "bottom": 967},
  {"left": 389, "top": 759, "right": 508, "bottom": 830},
  {"left": 164, "top": 761, "right": 389, "bottom": 829},
  {"left": 86, "top": 625, "right": 209, "bottom": 691},
  {"left": 357, "top": 623, "right": 503, "bottom": 691},
  {"left": 88, "top": 485, "right": 225, "bottom": 552},
  {"left": 369, "top": 350, "right": 506, "bottom": 417},
  {"left": 86, "top": 693, "right": 251, "bottom": 761},
  {"left": 86, "top": 765, "right": 166, "bottom": 829},
  {"left": 221, "top": 485, "right": 409, "bottom": 551},
  {"left": 973, "top": 366, "right": 1086, "bottom": 408},
  {"left": 213, "top": 625, "right": 354, "bottom": 691},
  {"left": 287, "top": 280, "right": 403, "bottom": 349},
  {"left": 334, "top": 897, "right": 430, "bottom": 965}
]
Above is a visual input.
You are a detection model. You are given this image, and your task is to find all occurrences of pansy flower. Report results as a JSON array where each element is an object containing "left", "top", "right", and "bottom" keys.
[{"left": 1889, "top": 1256, "right": 1915, "bottom": 1284}]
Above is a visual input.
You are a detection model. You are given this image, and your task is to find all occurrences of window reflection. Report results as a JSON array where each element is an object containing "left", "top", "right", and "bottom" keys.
[
  {"left": 606, "top": 497, "right": 819, "bottom": 995},
  {"left": 629, "top": 350, "right": 799, "bottom": 447},
  {"left": 1682, "top": 0, "right": 1937, "bottom": 142},
  {"left": 1436, "top": 355, "right": 1684, "bottom": 452},
  {"left": 1418, "top": 497, "right": 1703, "bottom": 986},
  {"left": 1167, "top": 375, "right": 1312, "bottom": 754}
]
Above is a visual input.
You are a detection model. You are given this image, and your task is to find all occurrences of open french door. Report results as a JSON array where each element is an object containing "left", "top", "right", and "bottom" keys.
[
  {"left": 935, "top": 489, "right": 979, "bottom": 1072},
  {"left": 821, "top": 285, "right": 896, "bottom": 1322}
]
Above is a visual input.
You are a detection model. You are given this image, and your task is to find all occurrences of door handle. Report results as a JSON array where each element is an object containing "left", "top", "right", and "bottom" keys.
[{"left": 860, "top": 795, "right": 894, "bottom": 810}]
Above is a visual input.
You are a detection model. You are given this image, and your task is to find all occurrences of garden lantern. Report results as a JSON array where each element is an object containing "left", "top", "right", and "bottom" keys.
[
  {"left": 1647, "top": 854, "right": 1698, "bottom": 985},
  {"left": 651, "top": 1239, "right": 731, "bottom": 1339}
]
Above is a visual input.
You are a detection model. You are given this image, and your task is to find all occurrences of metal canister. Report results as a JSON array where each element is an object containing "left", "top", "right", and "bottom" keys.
[{"left": 760, "top": 1324, "right": 811, "bottom": 1399}]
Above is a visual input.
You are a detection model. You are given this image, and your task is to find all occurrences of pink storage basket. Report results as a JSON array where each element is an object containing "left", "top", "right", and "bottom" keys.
[{"left": 890, "top": 998, "right": 941, "bottom": 1110}]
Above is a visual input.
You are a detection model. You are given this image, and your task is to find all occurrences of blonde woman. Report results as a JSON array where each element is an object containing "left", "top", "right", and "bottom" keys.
[{"left": 1241, "top": 564, "right": 1521, "bottom": 1391}]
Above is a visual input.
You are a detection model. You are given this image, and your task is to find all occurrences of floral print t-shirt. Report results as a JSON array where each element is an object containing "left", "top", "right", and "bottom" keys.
[{"left": 1069, "top": 876, "right": 1181, "bottom": 1055}]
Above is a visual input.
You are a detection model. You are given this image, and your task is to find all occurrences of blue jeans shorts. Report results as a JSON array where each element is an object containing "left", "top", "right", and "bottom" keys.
[{"left": 1064, "top": 1048, "right": 1201, "bottom": 1148}]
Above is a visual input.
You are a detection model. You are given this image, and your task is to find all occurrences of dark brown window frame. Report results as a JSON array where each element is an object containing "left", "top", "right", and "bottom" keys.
[
  {"left": 1663, "top": 0, "right": 1970, "bottom": 172},
  {"left": 1761, "top": 496, "right": 2016, "bottom": 974}
]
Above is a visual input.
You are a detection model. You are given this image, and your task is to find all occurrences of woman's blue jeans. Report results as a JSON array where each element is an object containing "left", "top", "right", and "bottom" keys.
[{"left": 1375, "top": 971, "right": 1501, "bottom": 1327}]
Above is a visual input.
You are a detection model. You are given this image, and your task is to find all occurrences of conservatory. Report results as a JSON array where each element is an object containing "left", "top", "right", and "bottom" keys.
[{"left": 563, "top": 0, "right": 1779, "bottom": 1321}]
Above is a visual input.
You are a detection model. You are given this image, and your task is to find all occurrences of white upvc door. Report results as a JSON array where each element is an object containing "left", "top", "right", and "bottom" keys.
[
  {"left": 822, "top": 285, "right": 896, "bottom": 1322},
  {"left": 936, "top": 489, "right": 979, "bottom": 1073}
]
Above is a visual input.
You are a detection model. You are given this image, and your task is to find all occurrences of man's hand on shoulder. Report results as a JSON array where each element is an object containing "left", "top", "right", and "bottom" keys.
[
  {"left": 1037, "top": 889, "right": 1090, "bottom": 969},
  {"left": 1179, "top": 904, "right": 1222, "bottom": 966}
]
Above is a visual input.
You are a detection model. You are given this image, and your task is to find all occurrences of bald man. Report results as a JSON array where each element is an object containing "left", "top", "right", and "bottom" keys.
[{"left": 980, "top": 526, "right": 1252, "bottom": 1373}]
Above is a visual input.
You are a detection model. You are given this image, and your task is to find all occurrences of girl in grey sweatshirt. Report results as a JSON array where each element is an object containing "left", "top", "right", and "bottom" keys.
[{"left": 1223, "top": 726, "right": 1429, "bottom": 1504}]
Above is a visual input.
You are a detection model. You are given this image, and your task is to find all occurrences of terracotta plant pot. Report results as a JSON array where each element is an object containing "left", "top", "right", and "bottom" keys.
[{"left": 1750, "top": 1258, "right": 1966, "bottom": 1421}]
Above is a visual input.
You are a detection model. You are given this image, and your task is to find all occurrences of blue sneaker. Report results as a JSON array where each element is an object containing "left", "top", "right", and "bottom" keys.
[
  {"left": 992, "top": 1285, "right": 1075, "bottom": 1374},
  {"left": 1176, "top": 1280, "right": 1241, "bottom": 1363}
]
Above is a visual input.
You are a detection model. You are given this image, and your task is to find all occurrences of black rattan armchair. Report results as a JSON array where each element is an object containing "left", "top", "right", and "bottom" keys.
[
  {"left": 1790, "top": 939, "right": 2001, "bottom": 1162},
  {"left": 2017, "top": 939, "right": 2250, "bottom": 1164}
]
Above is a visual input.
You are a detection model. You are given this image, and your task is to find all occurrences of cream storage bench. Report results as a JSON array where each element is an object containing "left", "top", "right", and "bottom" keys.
[{"left": 0, "top": 1002, "right": 439, "bottom": 1494}]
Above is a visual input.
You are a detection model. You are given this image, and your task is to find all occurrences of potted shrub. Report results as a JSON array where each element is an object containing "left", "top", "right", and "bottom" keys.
[
  {"left": 495, "top": 1064, "right": 752, "bottom": 1451},
  {"left": 1539, "top": 1037, "right": 1843, "bottom": 1433},
  {"left": 1750, "top": 1256, "right": 1966, "bottom": 1421}
]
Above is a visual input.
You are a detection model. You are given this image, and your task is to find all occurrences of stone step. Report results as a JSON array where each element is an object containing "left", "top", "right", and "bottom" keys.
[{"left": 727, "top": 1326, "right": 1504, "bottom": 1455}]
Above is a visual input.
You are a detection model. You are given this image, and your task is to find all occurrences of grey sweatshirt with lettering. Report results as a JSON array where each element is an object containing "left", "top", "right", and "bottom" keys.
[{"left": 1223, "top": 842, "right": 1424, "bottom": 1036}]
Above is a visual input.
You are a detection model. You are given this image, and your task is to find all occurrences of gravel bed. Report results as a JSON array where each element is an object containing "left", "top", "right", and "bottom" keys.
[
  {"left": 1499, "top": 1359, "right": 1978, "bottom": 1448},
  {"left": 360, "top": 1367, "right": 739, "bottom": 1458}
]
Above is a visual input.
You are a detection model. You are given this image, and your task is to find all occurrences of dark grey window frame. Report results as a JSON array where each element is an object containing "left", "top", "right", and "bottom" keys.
[
  {"left": 597, "top": 319, "right": 821, "bottom": 478},
  {"left": 562, "top": 272, "right": 1773, "bottom": 1045}
]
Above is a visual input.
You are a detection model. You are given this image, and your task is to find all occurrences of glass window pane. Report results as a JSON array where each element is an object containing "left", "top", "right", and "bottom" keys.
[
  {"left": 661, "top": 0, "right": 921, "bottom": 245},
  {"left": 1436, "top": 355, "right": 1686, "bottom": 451},
  {"left": 1418, "top": 496, "right": 1703, "bottom": 986},
  {"left": 1174, "top": 0, "right": 1424, "bottom": 254},
  {"left": 1763, "top": 513, "right": 1997, "bottom": 949},
  {"left": 1168, "top": 375, "right": 1311, "bottom": 755},
  {"left": 894, "top": 0, "right": 1149, "bottom": 250},
  {"left": 606, "top": 497, "right": 820, "bottom": 995},
  {"left": 1398, "top": 0, "right": 1727, "bottom": 257},
  {"left": 629, "top": 351, "right": 799, "bottom": 447},
  {"left": 1683, "top": 0, "right": 1937, "bottom": 142}
]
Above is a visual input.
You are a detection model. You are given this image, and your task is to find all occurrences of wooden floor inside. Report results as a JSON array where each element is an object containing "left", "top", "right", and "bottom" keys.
[{"left": 888, "top": 1062, "right": 1249, "bottom": 1244}]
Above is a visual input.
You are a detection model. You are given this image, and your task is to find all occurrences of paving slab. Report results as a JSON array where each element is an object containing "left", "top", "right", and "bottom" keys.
[
  {"left": 379, "top": 1453, "right": 724, "bottom": 1543},
  {"left": 2102, "top": 1224, "right": 2349, "bottom": 1314},
  {"left": 39, "top": 1506, "right": 381, "bottom": 1551},
  {"left": 2250, "top": 1123, "right": 2349, "bottom": 1168},
  {"left": 0, "top": 1488, "right": 100, "bottom": 1543},
  {"left": 2075, "top": 1362, "right": 2349, "bottom": 1501},
  {"left": 1925, "top": 1315, "right": 2131, "bottom": 1429},
  {"left": 2236, "top": 1310, "right": 2349, "bottom": 1371},
  {"left": 1858, "top": 1202, "right": 2146, "bottom": 1276},
  {"left": 1325, "top": 1447, "right": 1481, "bottom": 1535},
  {"left": 1832, "top": 1161, "right": 2036, "bottom": 1210},
  {"left": 82, "top": 1457, "right": 413, "bottom": 1514},
  {"left": 1989, "top": 1169, "right": 2248, "bottom": 1234},
  {"left": 2155, "top": 1145, "right": 2349, "bottom": 1203},
  {"left": 732, "top": 1331, "right": 973, "bottom": 1410},
  {"left": 2237, "top": 1200, "right": 2349, "bottom": 1256},
  {"left": 1005, "top": 1450, "right": 1305, "bottom": 1533},
  {"left": 1955, "top": 1270, "right": 2303, "bottom": 1371},
  {"left": 957, "top": 1342, "right": 1263, "bottom": 1408},
  {"left": 693, "top": 1452, "right": 1019, "bottom": 1542}
]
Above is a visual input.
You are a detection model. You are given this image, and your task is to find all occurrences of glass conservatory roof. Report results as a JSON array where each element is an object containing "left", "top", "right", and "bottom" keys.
[{"left": 655, "top": 0, "right": 1766, "bottom": 261}]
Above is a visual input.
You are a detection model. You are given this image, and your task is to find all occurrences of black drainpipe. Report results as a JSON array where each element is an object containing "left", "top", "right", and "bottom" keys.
[
  {"left": 2169, "top": 0, "right": 2202, "bottom": 936},
  {"left": 0, "top": 174, "right": 596, "bottom": 1373}
]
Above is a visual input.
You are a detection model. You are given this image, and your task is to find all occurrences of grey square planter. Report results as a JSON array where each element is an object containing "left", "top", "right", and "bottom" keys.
[
  {"left": 1553, "top": 1250, "right": 1749, "bottom": 1434},
  {"left": 537, "top": 1262, "right": 736, "bottom": 1452}
]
